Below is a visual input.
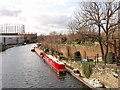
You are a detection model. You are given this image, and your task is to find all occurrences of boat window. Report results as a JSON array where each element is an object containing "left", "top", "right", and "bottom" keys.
[
  {"left": 50, "top": 61, "right": 52, "bottom": 64},
  {"left": 59, "top": 65, "right": 65, "bottom": 69},
  {"left": 73, "top": 70, "right": 80, "bottom": 74}
]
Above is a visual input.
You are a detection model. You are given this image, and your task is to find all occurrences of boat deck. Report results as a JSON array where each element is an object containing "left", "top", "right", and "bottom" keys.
[{"left": 47, "top": 55, "right": 64, "bottom": 65}]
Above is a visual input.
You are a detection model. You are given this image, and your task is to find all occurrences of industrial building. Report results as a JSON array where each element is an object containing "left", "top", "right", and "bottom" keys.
[
  {"left": 0, "top": 23, "right": 37, "bottom": 45},
  {"left": 0, "top": 35, "right": 24, "bottom": 45},
  {"left": 0, "top": 24, "right": 25, "bottom": 33}
]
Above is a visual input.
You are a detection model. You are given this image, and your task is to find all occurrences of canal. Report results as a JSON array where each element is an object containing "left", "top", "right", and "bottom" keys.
[{"left": 2, "top": 44, "right": 90, "bottom": 88}]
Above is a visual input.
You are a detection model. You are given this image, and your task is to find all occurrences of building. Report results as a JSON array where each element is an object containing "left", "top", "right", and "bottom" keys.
[
  {"left": 19, "top": 33, "right": 37, "bottom": 43},
  {"left": 0, "top": 35, "right": 24, "bottom": 45},
  {"left": 0, "top": 23, "right": 37, "bottom": 44},
  {"left": 0, "top": 24, "right": 25, "bottom": 33}
]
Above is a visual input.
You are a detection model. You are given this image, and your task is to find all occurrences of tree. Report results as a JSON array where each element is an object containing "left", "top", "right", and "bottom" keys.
[
  {"left": 69, "top": 1, "right": 120, "bottom": 64},
  {"left": 61, "top": 37, "right": 67, "bottom": 43}
]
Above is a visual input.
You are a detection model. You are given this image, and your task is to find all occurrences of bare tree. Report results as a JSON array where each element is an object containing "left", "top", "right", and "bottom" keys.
[{"left": 69, "top": 1, "right": 120, "bottom": 64}]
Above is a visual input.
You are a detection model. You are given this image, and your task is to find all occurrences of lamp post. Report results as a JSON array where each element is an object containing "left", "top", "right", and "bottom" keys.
[
  {"left": 118, "top": 1, "right": 120, "bottom": 64},
  {"left": 118, "top": 1, "right": 120, "bottom": 89}
]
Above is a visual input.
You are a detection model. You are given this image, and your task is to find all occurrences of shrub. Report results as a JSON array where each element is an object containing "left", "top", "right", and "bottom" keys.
[
  {"left": 107, "top": 52, "right": 116, "bottom": 64},
  {"left": 44, "top": 48, "right": 49, "bottom": 53},
  {"left": 82, "top": 62, "right": 94, "bottom": 78},
  {"left": 61, "top": 56, "right": 71, "bottom": 60},
  {"left": 61, "top": 37, "right": 67, "bottom": 43},
  {"left": 77, "top": 41, "right": 81, "bottom": 44}
]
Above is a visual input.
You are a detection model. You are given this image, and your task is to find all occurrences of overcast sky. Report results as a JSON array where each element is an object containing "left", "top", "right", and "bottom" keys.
[
  {"left": 0, "top": 0, "right": 82, "bottom": 35},
  {"left": 0, "top": 0, "right": 117, "bottom": 35}
]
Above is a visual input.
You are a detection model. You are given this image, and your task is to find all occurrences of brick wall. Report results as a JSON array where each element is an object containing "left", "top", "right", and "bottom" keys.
[
  {"left": 43, "top": 43, "right": 102, "bottom": 59},
  {"left": 42, "top": 43, "right": 115, "bottom": 59}
]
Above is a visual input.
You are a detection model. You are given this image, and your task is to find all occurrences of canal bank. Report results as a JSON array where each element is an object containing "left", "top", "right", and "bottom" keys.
[
  {"left": 62, "top": 60, "right": 119, "bottom": 89},
  {"left": 65, "top": 65, "right": 102, "bottom": 90},
  {"left": 0, "top": 44, "right": 26, "bottom": 52}
]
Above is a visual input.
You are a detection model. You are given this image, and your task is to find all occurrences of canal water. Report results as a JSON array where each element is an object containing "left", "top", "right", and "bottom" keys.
[{"left": 2, "top": 44, "right": 89, "bottom": 88}]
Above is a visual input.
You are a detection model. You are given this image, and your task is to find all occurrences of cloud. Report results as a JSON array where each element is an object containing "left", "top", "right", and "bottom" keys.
[
  {"left": 35, "top": 14, "right": 71, "bottom": 34},
  {"left": 0, "top": 6, "right": 22, "bottom": 17},
  {"left": 0, "top": 0, "right": 79, "bottom": 35},
  {"left": 23, "top": 13, "right": 71, "bottom": 35},
  {"left": 21, "top": 0, "right": 77, "bottom": 8},
  {"left": 36, "top": 14, "right": 71, "bottom": 28},
  {"left": 32, "top": 24, "right": 69, "bottom": 35}
]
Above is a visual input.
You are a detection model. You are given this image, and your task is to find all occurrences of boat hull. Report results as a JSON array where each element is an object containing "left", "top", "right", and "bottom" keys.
[{"left": 43, "top": 55, "right": 66, "bottom": 75}]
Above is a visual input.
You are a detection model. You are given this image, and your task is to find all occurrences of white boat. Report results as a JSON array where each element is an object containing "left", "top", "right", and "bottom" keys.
[
  {"left": 113, "top": 73, "right": 118, "bottom": 78},
  {"left": 36, "top": 43, "right": 41, "bottom": 47},
  {"left": 34, "top": 44, "right": 37, "bottom": 48},
  {"left": 23, "top": 43, "right": 27, "bottom": 45},
  {"left": 90, "top": 78, "right": 103, "bottom": 88},
  {"left": 72, "top": 69, "right": 81, "bottom": 77},
  {"left": 31, "top": 47, "right": 35, "bottom": 51}
]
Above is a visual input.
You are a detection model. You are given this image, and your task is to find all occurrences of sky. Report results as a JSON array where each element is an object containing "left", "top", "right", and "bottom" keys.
[
  {"left": 0, "top": 0, "right": 118, "bottom": 35},
  {"left": 0, "top": 0, "right": 81, "bottom": 35}
]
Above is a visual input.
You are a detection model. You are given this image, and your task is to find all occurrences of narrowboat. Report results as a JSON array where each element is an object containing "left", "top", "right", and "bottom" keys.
[
  {"left": 35, "top": 48, "right": 44, "bottom": 57},
  {"left": 31, "top": 45, "right": 37, "bottom": 52},
  {"left": 31, "top": 47, "right": 35, "bottom": 51},
  {"left": 35, "top": 48, "right": 66, "bottom": 75}
]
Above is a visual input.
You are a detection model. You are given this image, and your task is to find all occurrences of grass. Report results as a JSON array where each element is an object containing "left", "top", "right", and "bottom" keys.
[
  {"left": 78, "top": 43, "right": 95, "bottom": 46},
  {"left": 64, "top": 42, "right": 95, "bottom": 47},
  {"left": 66, "top": 60, "right": 105, "bottom": 65},
  {"left": 97, "top": 61, "right": 105, "bottom": 64},
  {"left": 61, "top": 56, "right": 72, "bottom": 60}
]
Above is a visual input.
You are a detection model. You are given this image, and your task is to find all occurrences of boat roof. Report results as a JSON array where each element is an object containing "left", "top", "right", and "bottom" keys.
[
  {"left": 73, "top": 69, "right": 79, "bottom": 71},
  {"left": 47, "top": 55, "right": 64, "bottom": 65}
]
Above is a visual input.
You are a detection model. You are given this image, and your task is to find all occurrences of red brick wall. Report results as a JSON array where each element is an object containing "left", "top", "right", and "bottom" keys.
[{"left": 43, "top": 43, "right": 115, "bottom": 59}]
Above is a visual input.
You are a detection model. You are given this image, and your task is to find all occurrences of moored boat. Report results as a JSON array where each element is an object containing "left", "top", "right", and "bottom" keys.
[
  {"left": 35, "top": 48, "right": 44, "bottom": 57},
  {"left": 35, "top": 48, "right": 66, "bottom": 75},
  {"left": 31, "top": 44, "right": 38, "bottom": 52},
  {"left": 90, "top": 78, "right": 104, "bottom": 88},
  {"left": 72, "top": 69, "right": 82, "bottom": 77},
  {"left": 31, "top": 47, "right": 35, "bottom": 51}
]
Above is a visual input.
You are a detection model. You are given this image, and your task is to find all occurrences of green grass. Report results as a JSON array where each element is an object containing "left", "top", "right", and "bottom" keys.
[
  {"left": 61, "top": 56, "right": 72, "bottom": 60},
  {"left": 64, "top": 42, "right": 95, "bottom": 47},
  {"left": 72, "top": 60, "right": 105, "bottom": 65},
  {"left": 79, "top": 43, "right": 95, "bottom": 46}
]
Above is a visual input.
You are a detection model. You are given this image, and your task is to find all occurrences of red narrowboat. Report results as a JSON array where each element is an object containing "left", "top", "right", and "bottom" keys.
[{"left": 35, "top": 48, "right": 66, "bottom": 75}]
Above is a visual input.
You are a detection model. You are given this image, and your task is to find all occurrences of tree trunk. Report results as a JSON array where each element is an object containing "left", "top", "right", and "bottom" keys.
[
  {"left": 98, "top": 40, "right": 105, "bottom": 62},
  {"left": 104, "top": 33, "right": 109, "bottom": 65},
  {"left": 98, "top": 25, "right": 105, "bottom": 63}
]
